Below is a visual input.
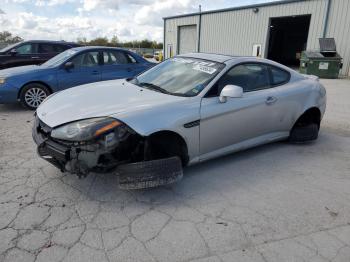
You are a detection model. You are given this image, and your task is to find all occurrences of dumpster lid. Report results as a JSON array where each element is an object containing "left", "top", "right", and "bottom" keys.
[
  {"left": 302, "top": 50, "right": 342, "bottom": 59},
  {"left": 303, "top": 51, "right": 324, "bottom": 58},
  {"left": 319, "top": 38, "right": 336, "bottom": 53}
]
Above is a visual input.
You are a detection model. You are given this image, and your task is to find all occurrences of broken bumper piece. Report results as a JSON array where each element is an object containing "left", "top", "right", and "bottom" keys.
[{"left": 117, "top": 157, "right": 183, "bottom": 190}]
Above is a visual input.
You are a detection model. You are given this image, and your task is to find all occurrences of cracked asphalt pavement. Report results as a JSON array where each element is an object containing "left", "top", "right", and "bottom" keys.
[{"left": 0, "top": 79, "right": 350, "bottom": 262}]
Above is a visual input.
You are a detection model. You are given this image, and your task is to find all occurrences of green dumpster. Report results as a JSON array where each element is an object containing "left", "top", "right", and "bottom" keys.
[
  {"left": 300, "top": 51, "right": 342, "bottom": 79},
  {"left": 299, "top": 38, "right": 343, "bottom": 79}
]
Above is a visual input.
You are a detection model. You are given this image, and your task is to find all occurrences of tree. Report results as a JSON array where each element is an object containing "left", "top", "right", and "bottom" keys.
[
  {"left": 88, "top": 37, "right": 109, "bottom": 46},
  {"left": 0, "top": 31, "right": 23, "bottom": 44},
  {"left": 156, "top": 42, "right": 163, "bottom": 49},
  {"left": 77, "top": 37, "right": 87, "bottom": 45},
  {"left": 110, "top": 35, "right": 118, "bottom": 46},
  {"left": 76, "top": 36, "right": 163, "bottom": 50},
  {"left": 140, "top": 39, "right": 152, "bottom": 48}
]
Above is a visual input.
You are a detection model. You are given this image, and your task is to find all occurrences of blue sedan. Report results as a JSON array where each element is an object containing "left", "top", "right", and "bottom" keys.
[{"left": 0, "top": 46, "right": 153, "bottom": 109}]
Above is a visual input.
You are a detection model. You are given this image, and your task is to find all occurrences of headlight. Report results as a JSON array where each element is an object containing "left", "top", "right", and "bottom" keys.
[
  {"left": 0, "top": 78, "right": 6, "bottom": 85},
  {"left": 51, "top": 117, "right": 122, "bottom": 141}
]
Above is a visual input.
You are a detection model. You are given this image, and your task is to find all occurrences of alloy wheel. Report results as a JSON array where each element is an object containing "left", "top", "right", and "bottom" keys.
[{"left": 24, "top": 87, "right": 47, "bottom": 108}]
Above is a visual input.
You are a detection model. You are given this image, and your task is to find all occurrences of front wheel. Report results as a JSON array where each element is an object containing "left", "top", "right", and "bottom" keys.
[
  {"left": 289, "top": 123, "right": 319, "bottom": 143},
  {"left": 20, "top": 83, "right": 50, "bottom": 110}
]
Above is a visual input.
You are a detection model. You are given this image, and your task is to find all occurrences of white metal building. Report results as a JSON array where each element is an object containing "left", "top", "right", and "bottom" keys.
[{"left": 163, "top": 0, "right": 350, "bottom": 76}]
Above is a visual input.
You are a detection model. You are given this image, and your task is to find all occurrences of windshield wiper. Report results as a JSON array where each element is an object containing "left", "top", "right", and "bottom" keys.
[{"left": 138, "top": 82, "right": 170, "bottom": 94}]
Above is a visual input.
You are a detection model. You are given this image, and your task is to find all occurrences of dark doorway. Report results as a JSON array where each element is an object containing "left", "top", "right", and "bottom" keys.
[{"left": 267, "top": 15, "right": 311, "bottom": 66}]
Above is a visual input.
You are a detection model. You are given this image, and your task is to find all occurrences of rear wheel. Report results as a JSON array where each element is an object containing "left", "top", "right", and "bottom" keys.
[
  {"left": 20, "top": 83, "right": 50, "bottom": 110},
  {"left": 289, "top": 108, "right": 321, "bottom": 143},
  {"left": 289, "top": 123, "right": 319, "bottom": 143}
]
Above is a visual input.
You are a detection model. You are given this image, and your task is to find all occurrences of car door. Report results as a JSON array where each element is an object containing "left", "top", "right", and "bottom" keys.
[
  {"left": 3, "top": 42, "right": 39, "bottom": 68},
  {"left": 199, "top": 63, "right": 282, "bottom": 160},
  {"left": 101, "top": 50, "right": 144, "bottom": 80},
  {"left": 57, "top": 50, "right": 102, "bottom": 90}
]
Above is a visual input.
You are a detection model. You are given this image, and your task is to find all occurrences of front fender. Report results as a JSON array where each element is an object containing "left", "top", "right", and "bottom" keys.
[
  {"left": 112, "top": 97, "right": 201, "bottom": 164},
  {"left": 10, "top": 70, "right": 58, "bottom": 93}
]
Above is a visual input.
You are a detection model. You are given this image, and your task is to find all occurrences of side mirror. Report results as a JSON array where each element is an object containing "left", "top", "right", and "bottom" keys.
[
  {"left": 10, "top": 49, "right": 17, "bottom": 56},
  {"left": 64, "top": 62, "right": 74, "bottom": 70},
  {"left": 219, "top": 85, "right": 243, "bottom": 103}
]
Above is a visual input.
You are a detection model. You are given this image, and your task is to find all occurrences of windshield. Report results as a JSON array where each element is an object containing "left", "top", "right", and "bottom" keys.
[
  {"left": 131, "top": 57, "right": 225, "bottom": 97},
  {"left": 0, "top": 42, "right": 20, "bottom": 53},
  {"left": 41, "top": 49, "right": 78, "bottom": 67}
]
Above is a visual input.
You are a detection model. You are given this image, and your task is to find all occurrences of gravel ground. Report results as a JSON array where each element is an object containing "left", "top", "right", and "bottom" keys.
[{"left": 0, "top": 79, "right": 349, "bottom": 262}]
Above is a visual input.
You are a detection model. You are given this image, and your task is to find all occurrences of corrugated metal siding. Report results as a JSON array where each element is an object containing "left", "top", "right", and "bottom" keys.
[
  {"left": 199, "top": 0, "right": 327, "bottom": 56},
  {"left": 164, "top": 0, "right": 350, "bottom": 75},
  {"left": 326, "top": 0, "right": 350, "bottom": 75}
]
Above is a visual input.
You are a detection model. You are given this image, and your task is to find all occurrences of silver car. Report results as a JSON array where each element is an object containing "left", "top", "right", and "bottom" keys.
[{"left": 33, "top": 53, "right": 326, "bottom": 189}]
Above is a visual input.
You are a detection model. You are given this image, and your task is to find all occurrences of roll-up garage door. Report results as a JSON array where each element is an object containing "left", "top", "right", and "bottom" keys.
[{"left": 178, "top": 25, "right": 197, "bottom": 55}]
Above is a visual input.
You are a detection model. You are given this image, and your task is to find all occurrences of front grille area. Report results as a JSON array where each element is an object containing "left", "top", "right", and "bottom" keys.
[
  {"left": 33, "top": 116, "right": 70, "bottom": 171},
  {"left": 42, "top": 140, "right": 70, "bottom": 161},
  {"left": 33, "top": 115, "right": 53, "bottom": 141},
  {"left": 36, "top": 117, "right": 52, "bottom": 139},
  {"left": 33, "top": 116, "right": 45, "bottom": 145},
  {"left": 37, "top": 145, "right": 66, "bottom": 171}
]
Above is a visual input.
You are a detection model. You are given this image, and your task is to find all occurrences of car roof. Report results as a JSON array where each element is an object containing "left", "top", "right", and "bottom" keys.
[
  {"left": 178, "top": 52, "right": 291, "bottom": 66},
  {"left": 70, "top": 46, "right": 130, "bottom": 52},
  {"left": 178, "top": 53, "right": 238, "bottom": 63},
  {"left": 21, "top": 40, "right": 79, "bottom": 46},
  {"left": 177, "top": 52, "right": 263, "bottom": 63}
]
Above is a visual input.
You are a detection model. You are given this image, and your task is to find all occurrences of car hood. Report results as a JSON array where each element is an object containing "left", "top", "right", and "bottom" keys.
[
  {"left": 0, "top": 65, "right": 45, "bottom": 77},
  {"left": 37, "top": 79, "right": 188, "bottom": 128}
]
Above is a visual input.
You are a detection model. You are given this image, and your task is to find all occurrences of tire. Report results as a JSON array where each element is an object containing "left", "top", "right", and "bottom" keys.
[
  {"left": 117, "top": 156, "right": 183, "bottom": 190},
  {"left": 20, "top": 83, "right": 51, "bottom": 110},
  {"left": 289, "top": 123, "right": 319, "bottom": 143}
]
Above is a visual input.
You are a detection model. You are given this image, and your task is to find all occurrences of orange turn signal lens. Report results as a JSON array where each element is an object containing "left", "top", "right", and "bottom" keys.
[{"left": 94, "top": 121, "right": 121, "bottom": 137}]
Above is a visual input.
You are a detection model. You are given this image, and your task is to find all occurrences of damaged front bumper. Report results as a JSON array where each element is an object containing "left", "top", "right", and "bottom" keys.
[{"left": 32, "top": 116, "right": 144, "bottom": 178}]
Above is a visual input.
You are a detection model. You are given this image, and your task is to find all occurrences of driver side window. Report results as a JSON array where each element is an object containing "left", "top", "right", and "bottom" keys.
[
  {"left": 70, "top": 51, "right": 99, "bottom": 68},
  {"left": 16, "top": 44, "right": 33, "bottom": 54},
  {"left": 207, "top": 63, "right": 270, "bottom": 96}
]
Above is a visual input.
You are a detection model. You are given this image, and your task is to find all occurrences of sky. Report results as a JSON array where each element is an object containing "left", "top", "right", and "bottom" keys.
[{"left": 0, "top": 0, "right": 279, "bottom": 43}]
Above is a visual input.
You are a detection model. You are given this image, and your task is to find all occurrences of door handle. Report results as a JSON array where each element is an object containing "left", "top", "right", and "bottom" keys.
[
  {"left": 126, "top": 68, "right": 132, "bottom": 72},
  {"left": 31, "top": 56, "right": 40, "bottom": 59},
  {"left": 91, "top": 70, "right": 99, "bottom": 75},
  {"left": 266, "top": 96, "right": 277, "bottom": 105}
]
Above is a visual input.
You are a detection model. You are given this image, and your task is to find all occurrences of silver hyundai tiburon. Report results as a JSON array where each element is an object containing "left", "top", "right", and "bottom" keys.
[{"left": 33, "top": 53, "right": 326, "bottom": 189}]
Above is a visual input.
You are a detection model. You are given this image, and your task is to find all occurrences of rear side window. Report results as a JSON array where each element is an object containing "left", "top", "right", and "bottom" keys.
[
  {"left": 214, "top": 63, "right": 270, "bottom": 94},
  {"left": 71, "top": 51, "right": 99, "bottom": 68},
  {"left": 270, "top": 66, "right": 290, "bottom": 85},
  {"left": 39, "top": 44, "right": 56, "bottom": 53},
  {"left": 54, "top": 44, "right": 69, "bottom": 53},
  {"left": 126, "top": 53, "right": 137, "bottom": 63},
  {"left": 103, "top": 51, "right": 129, "bottom": 65}
]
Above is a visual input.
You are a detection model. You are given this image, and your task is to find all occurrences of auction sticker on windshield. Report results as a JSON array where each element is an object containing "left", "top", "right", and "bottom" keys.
[
  {"left": 172, "top": 57, "right": 219, "bottom": 74},
  {"left": 192, "top": 64, "right": 217, "bottom": 74}
]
